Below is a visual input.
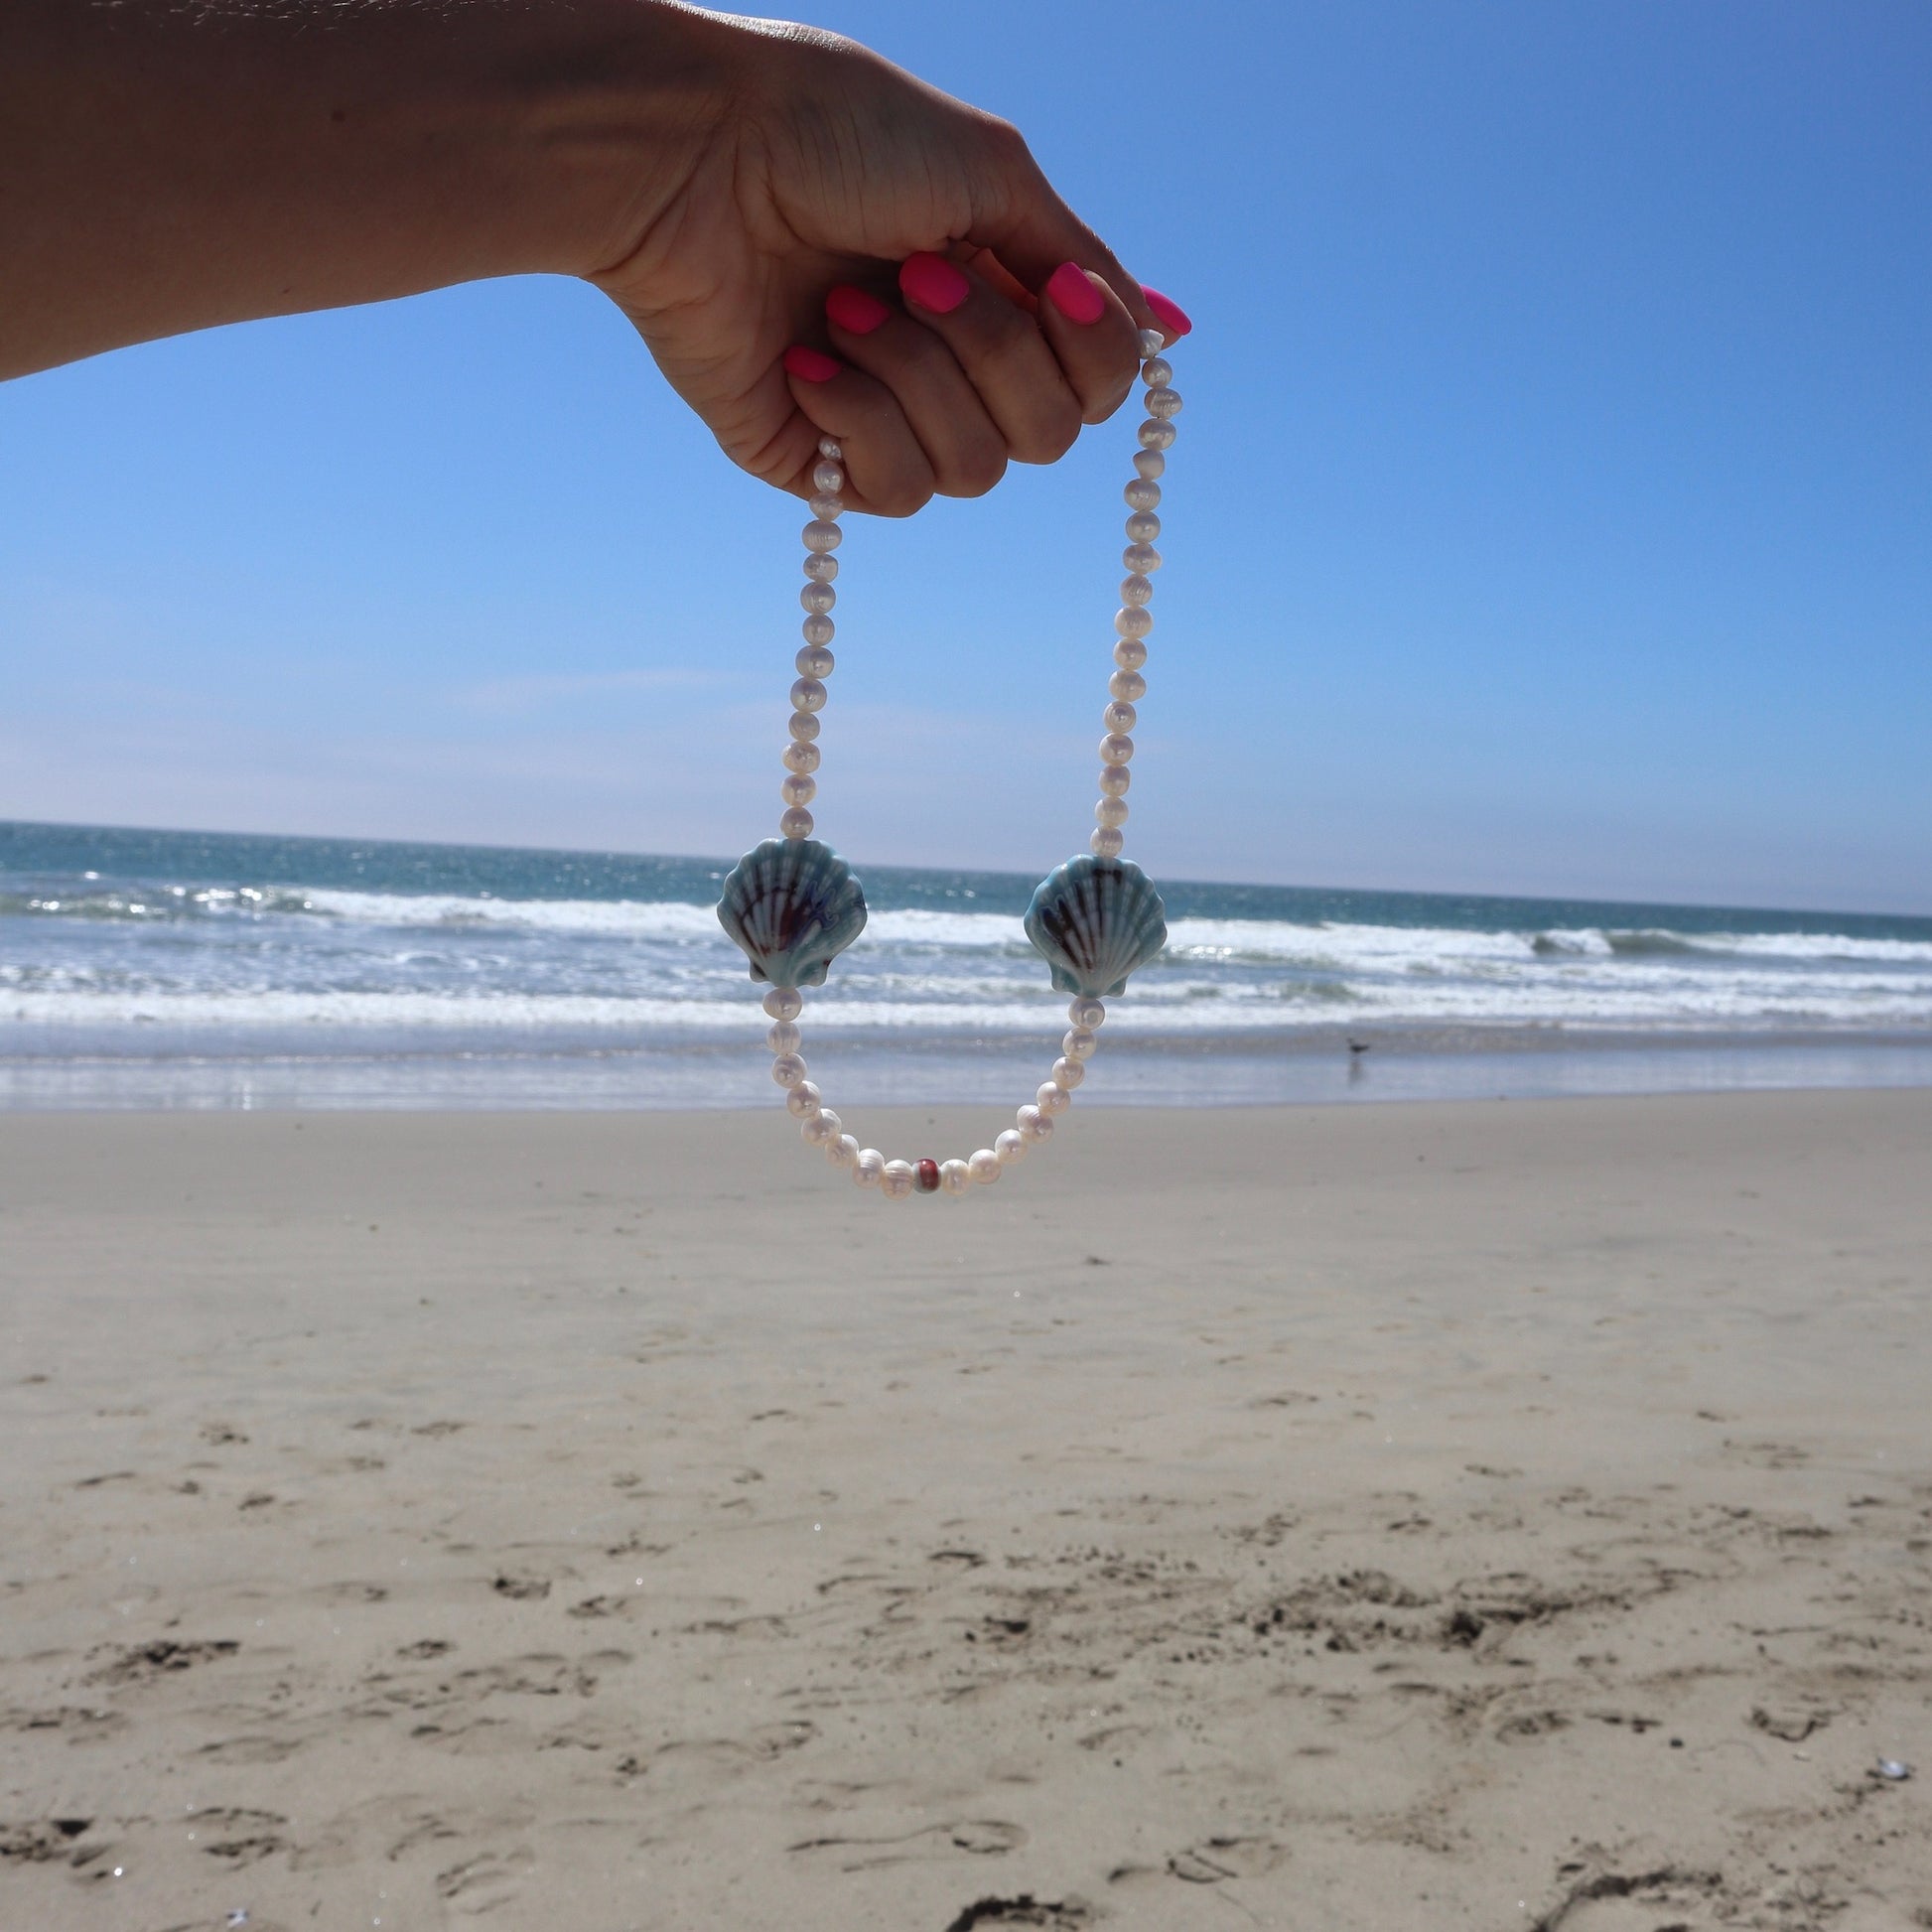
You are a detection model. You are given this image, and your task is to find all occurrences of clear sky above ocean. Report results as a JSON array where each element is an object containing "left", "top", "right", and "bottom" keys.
[{"left": 1, "top": 2, "right": 1927, "bottom": 913}]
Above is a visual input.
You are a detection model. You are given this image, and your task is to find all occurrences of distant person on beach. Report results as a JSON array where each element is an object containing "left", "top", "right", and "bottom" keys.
[{"left": 1, "top": 0, "right": 1185, "bottom": 515}]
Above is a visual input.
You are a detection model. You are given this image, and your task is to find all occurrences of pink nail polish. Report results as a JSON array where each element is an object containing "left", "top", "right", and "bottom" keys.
[
  {"left": 1140, "top": 286, "right": 1192, "bottom": 339},
  {"left": 783, "top": 345, "right": 841, "bottom": 383},
  {"left": 1044, "top": 262, "right": 1106, "bottom": 325},
  {"left": 825, "top": 284, "right": 891, "bottom": 335},
  {"left": 898, "top": 252, "right": 971, "bottom": 316}
]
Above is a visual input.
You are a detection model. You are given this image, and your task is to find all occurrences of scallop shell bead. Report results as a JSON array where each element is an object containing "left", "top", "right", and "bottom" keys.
[
  {"left": 717, "top": 837, "right": 868, "bottom": 989},
  {"left": 1024, "top": 855, "right": 1169, "bottom": 999}
]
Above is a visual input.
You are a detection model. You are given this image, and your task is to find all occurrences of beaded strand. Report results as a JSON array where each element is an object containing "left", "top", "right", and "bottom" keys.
[{"left": 756, "top": 328, "right": 1179, "bottom": 1198}]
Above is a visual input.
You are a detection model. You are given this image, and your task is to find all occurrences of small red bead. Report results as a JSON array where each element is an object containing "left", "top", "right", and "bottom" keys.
[{"left": 914, "top": 1158, "right": 941, "bottom": 1193}]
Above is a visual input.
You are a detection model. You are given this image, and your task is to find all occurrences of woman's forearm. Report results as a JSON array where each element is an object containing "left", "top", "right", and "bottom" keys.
[{"left": 0, "top": 0, "right": 728, "bottom": 379}]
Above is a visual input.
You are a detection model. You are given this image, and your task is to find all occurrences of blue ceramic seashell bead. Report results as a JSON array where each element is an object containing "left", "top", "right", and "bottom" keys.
[
  {"left": 717, "top": 838, "right": 868, "bottom": 988},
  {"left": 1024, "top": 854, "right": 1168, "bottom": 999}
]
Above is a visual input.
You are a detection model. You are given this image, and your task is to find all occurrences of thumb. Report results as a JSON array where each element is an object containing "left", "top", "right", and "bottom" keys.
[{"left": 961, "top": 119, "right": 1155, "bottom": 330}]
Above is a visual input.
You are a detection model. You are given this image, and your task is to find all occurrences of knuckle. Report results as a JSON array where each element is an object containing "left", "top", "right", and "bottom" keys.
[
  {"left": 1014, "top": 406, "right": 1080, "bottom": 466},
  {"left": 1078, "top": 373, "right": 1136, "bottom": 426},
  {"left": 944, "top": 445, "right": 1009, "bottom": 499},
  {"left": 874, "top": 485, "right": 931, "bottom": 518},
  {"left": 976, "top": 112, "right": 1031, "bottom": 163},
  {"left": 867, "top": 466, "right": 933, "bottom": 518}
]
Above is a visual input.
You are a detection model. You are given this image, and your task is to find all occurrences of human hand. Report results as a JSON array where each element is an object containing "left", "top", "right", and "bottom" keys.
[{"left": 593, "top": 17, "right": 1189, "bottom": 516}]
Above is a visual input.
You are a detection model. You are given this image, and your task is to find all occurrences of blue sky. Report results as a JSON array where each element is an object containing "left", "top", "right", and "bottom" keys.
[{"left": 2, "top": 0, "right": 1927, "bottom": 912}]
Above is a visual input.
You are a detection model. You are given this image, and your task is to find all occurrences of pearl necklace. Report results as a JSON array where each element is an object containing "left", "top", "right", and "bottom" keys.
[{"left": 717, "top": 328, "right": 1182, "bottom": 1199}]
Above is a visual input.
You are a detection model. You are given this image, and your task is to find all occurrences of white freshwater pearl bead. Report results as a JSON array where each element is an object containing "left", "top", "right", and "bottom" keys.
[
  {"left": 1090, "top": 826, "right": 1125, "bottom": 857},
  {"left": 1095, "top": 795, "right": 1129, "bottom": 829},
  {"left": 994, "top": 1129, "right": 1028, "bottom": 1165},
  {"left": 1100, "top": 731, "right": 1134, "bottom": 764},
  {"left": 765, "top": 1019, "right": 801, "bottom": 1054},
  {"left": 1124, "top": 478, "right": 1162, "bottom": 511},
  {"left": 790, "top": 676, "right": 827, "bottom": 713},
  {"left": 1138, "top": 327, "right": 1166, "bottom": 358},
  {"left": 1036, "top": 1081, "right": 1069, "bottom": 1116},
  {"left": 1113, "top": 637, "right": 1148, "bottom": 672},
  {"left": 801, "top": 613, "right": 836, "bottom": 647},
  {"left": 1137, "top": 419, "right": 1175, "bottom": 452},
  {"left": 1145, "top": 386, "right": 1183, "bottom": 419},
  {"left": 778, "top": 805, "right": 814, "bottom": 840},
  {"left": 1133, "top": 449, "right": 1166, "bottom": 481},
  {"left": 1114, "top": 606, "right": 1153, "bottom": 640},
  {"left": 800, "top": 581, "right": 836, "bottom": 614},
  {"left": 817, "top": 435, "right": 843, "bottom": 460},
  {"left": 939, "top": 1158, "right": 972, "bottom": 1194},
  {"left": 1098, "top": 761, "right": 1131, "bottom": 797},
  {"left": 796, "top": 643, "right": 834, "bottom": 678},
  {"left": 782, "top": 740, "right": 820, "bottom": 774},
  {"left": 1109, "top": 668, "right": 1147, "bottom": 704},
  {"left": 803, "top": 552, "right": 839, "bottom": 582},
  {"left": 785, "top": 1079, "right": 821, "bottom": 1117},
  {"left": 1051, "top": 1054, "right": 1085, "bottom": 1090},
  {"left": 968, "top": 1148, "right": 1002, "bottom": 1184},
  {"left": 1124, "top": 541, "right": 1162, "bottom": 573},
  {"left": 788, "top": 710, "right": 820, "bottom": 743},
  {"left": 1064, "top": 1027, "right": 1098, "bottom": 1060},
  {"left": 1125, "top": 509, "right": 1161, "bottom": 543},
  {"left": 1141, "top": 355, "right": 1173, "bottom": 388},
  {"left": 809, "top": 492, "right": 844, "bottom": 521},
  {"left": 812, "top": 459, "right": 844, "bottom": 492},
  {"left": 1070, "top": 997, "right": 1107, "bottom": 1030},
  {"left": 771, "top": 1052, "right": 808, "bottom": 1087},
  {"left": 827, "top": 1132, "right": 858, "bottom": 1168},
  {"left": 802, "top": 1108, "right": 841, "bottom": 1146},
  {"left": 881, "top": 1160, "right": 915, "bottom": 1199},
  {"left": 802, "top": 518, "right": 842, "bottom": 552},
  {"left": 1102, "top": 699, "right": 1138, "bottom": 734},
  {"left": 763, "top": 987, "right": 802, "bottom": 1022},
  {"left": 854, "top": 1148, "right": 886, "bottom": 1187},
  {"left": 1120, "top": 574, "right": 1154, "bottom": 609},
  {"left": 780, "top": 772, "right": 816, "bottom": 807},
  {"left": 1018, "top": 1104, "right": 1052, "bottom": 1145}
]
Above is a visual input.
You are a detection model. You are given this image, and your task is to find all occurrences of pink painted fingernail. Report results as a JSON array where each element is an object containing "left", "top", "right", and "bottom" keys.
[
  {"left": 1044, "top": 262, "right": 1106, "bottom": 325},
  {"left": 1141, "top": 286, "right": 1192, "bottom": 339},
  {"left": 898, "top": 251, "right": 971, "bottom": 315},
  {"left": 825, "top": 284, "right": 892, "bottom": 335},
  {"left": 783, "top": 345, "right": 842, "bottom": 383}
]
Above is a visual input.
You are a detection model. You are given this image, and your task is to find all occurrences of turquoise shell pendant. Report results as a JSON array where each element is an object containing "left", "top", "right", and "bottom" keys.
[
  {"left": 717, "top": 838, "right": 868, "bottom": 988},
  {"left": 1024, "top": 854, "right": 1169, "bottom": 999}
]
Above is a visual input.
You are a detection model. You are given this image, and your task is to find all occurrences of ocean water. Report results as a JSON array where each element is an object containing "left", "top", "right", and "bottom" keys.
[{"left": 4, "top": 818, "right": 1930, "bottom": 1110}]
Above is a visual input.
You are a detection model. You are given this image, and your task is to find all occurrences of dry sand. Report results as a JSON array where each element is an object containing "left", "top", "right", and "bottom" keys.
[{"left": 2, "top": 1091, "right": 1929, "bottom": 1932}]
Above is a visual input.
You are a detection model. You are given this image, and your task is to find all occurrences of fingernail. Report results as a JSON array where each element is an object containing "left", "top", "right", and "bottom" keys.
[
  {"left": 898, "top": 251, "right": 971, "bottom": 315},
  {"left": 783, "top": 345, "right": 842, "bottom": 383},
  {"left": 1141, "top": 286, "right": 1192, "bottom": 339},
  {"left": 1044, "top": 262, "right": 1106, "bottom": 325},
  {"left": 825, "top": 284, "right": 891, "bottom": 336}
]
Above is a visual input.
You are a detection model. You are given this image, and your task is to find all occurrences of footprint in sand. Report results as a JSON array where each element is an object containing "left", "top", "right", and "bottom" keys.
[
  {"left": 789, "top": 1818, "right": 1028, "bottom": 1869},
  {"left": 86, "top": 1638, "right": 239, "bottom": 1686},
  {"left": 436, "top": 1847, "right": 536, "bottom": 1914},
  {"left": 942, "top": 1897, "right": 1091, "bottom": 1931}
]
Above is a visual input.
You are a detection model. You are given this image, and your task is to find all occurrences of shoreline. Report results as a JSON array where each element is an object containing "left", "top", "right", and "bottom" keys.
[
  {"left": 4, "top": 1026, "right": 1931, "bottom": 1111},
  {"left": 3, "top": 1092, "right": 1929, "bottom": 1927}
]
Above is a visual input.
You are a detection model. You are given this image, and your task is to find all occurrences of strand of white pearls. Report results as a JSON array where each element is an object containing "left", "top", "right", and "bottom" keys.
[
  {"left": 778, "top": 437, "right": 847, "bottom": 841},
  {"left": 764, "top": 984, "right": 1107, "bottom": 1197},
  {"left": 1098, "top": 328, "right": 1181, "bottom": 860},
  {"left": 767, "top": 328, "right": 1179, "bottom": 1197}
]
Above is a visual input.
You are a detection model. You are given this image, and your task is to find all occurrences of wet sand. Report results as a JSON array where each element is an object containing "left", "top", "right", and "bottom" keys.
[{"left": 2, "top": 1092, "right": 1929, "bottom": 1930}]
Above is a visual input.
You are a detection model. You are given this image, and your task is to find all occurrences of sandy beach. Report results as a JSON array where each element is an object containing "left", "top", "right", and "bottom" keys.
[{"left": 2, "top": 1091, "right": 1929, "bottom": 1931}]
